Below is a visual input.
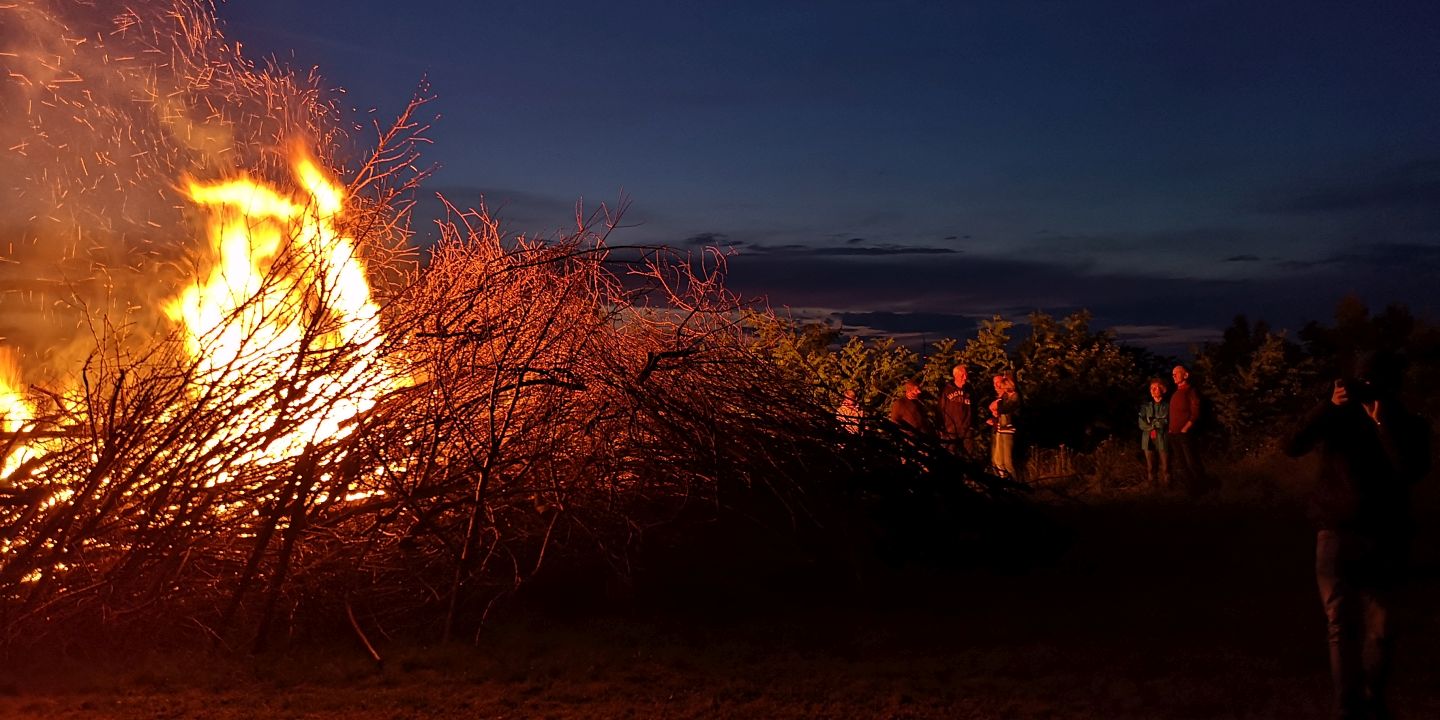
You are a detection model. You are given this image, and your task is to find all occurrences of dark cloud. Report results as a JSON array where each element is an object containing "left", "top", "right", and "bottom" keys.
[
  {"left": 1317, "top": 242, "right": 1440, "bottom": 270},
  {"left": 1276, "top": 242, "right": 1440, "bottom": 273},
  {"left": 1223, "top": 254, "right": 1261, "bottom": 263},
  {"left": 742, "top": 243, "right": 958, "bottom": 257},
  {"left": 837, "top": 311, "right": 981, "bottom": 339},
  {"left": 725, "top": 243, "right": 1440, "bottom": 353},
  {"left": 1257, "top": 159, "right": 1440, "bottom": 216},
  {"left": 823, "top": 312, "right": 1217, "bottom": 355},
  {"left": 1019, "top": 226, "right": 1274, "bottom": 264},
  {"left": 682, "top": 232, "right": 737, "bottom": 247}
]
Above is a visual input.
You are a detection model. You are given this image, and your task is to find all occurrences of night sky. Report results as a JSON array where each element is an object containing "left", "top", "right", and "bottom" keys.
[{"left": 219, "top": 0, "right": 1440, "bottom": 352}]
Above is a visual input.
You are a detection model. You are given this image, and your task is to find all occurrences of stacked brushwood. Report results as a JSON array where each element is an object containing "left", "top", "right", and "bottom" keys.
[
  {"left": 0, "top": 194, "right": 804, "bottom": 648},
  {"left": 0, "top": 0, "right": 1030, "bottom": 653},
  {"left": 0, "top": 190, "right": 1031, "bottom": 651}
]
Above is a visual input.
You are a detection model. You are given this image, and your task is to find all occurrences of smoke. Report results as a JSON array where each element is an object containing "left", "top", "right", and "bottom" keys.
[{"left": 0, "top": 0, "right": 340, "bottom": 383}]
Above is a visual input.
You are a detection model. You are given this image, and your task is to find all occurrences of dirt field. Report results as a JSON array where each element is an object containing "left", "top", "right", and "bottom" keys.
[{"left": 4, "top": 497, "right": 1438, "bottom": 719}]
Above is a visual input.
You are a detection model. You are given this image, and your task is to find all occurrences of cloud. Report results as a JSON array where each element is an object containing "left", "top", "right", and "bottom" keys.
[
  {"left": 780, "top": 311, "right": 1219, "bottom": 356},
  {"left": 1109, "top": 325, "right": 1223, "bottom": 353},
  {"left": 836, "top": 311, "right": 982, "bottom": 338},
  {"left": 741, "top": 242, "right": 958, "bottom": 257},
  {"left": 675, "top": 234, "right": 956, "bottom": 255},
  {"left": 1256, "top": 159, "right": 1440, "bottom": 216},
  {"left": 1276, "top": 242, "right": 1440, "bottom": 273},
  {"left": 1004, "top": 225, "right": 1296, "bottom": 278},
  {"left": 723, "top": 242, "right": 1440, "bottom": 352},
  {"left": 682, "top": 232, "right": 739, "bottom": 247},
  {"left": 1318, "top": 242, "right": 1440, "bottom": 270}
]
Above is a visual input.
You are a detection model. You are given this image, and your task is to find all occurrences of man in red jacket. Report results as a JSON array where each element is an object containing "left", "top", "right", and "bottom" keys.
[{"left": 1168, "top": 365, "right": 1211, "bottom": 496}]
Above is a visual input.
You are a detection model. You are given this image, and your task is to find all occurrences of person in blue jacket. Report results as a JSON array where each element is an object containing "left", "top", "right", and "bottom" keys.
[{"left": 1138, "top": 378, "right": 1170, "bottom": 490}]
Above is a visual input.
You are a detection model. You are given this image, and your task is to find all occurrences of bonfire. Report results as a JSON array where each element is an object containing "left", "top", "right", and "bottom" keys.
[
  {"left": 0, "top": 0, "right": 858, "bottom": 652},
  {"left": 0, "top": 0, "right": 1016, "bottom": 654}
]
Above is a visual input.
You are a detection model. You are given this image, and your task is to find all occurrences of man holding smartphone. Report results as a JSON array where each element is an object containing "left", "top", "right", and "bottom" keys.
[{"left": 1285, "top": 350, "right": 1432, "bottom": 720}]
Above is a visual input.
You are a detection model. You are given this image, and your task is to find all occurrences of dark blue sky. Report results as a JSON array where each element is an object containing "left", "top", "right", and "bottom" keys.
[{"left": 219, "top": 0, "right": 1440, "bottom": 351}]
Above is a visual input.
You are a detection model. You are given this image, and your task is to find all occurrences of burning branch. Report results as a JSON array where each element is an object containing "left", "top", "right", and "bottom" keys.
[{"left": 0, "top": 0, "right": 1015, "bottom": 652}]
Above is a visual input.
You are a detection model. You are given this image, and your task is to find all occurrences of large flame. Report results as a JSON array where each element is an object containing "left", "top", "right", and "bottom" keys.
[
  {"left": 165, "top": 148, "right": 403, "bottom": 462},
  {"left": 0, "top": 148, "right": 402, "bottom": 485},
  {"left": 0, "top": 351, "right": 41, "bottom": 479}
]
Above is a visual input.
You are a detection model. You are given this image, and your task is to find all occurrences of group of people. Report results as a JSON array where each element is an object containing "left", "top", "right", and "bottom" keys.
[
  {"left": 837, "top": 364, "right": 1025, "bottom": 481},
  {"left": 840, "top": 350, "right": 1432, "bottom": 719},
  {"left": 1136, "top": 364, "right": 1212, "bottom": 496},
  {"left": 843, "top": 362, "right": 1216, "bottom": 489},
  {"left": 1139, "top": 354, "right": 1434, "bottom": 719}
]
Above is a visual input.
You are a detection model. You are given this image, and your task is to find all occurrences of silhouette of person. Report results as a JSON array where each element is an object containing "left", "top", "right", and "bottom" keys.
[{"left": 1284, "top": 350, "right": 1431, "bottom": 720}]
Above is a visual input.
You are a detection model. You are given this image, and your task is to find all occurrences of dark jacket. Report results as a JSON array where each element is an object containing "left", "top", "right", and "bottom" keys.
[
  {"left": 993, "top": 392, "right": 1020, "bottom": 435},
  {"left": 889, "top": 396, "right": 930, "bottom": 435},
  {"left": 1284, "top": 399, "right": 1431, "bottom": 533},
  {"left": 939, "top": 383, "right": 973, "bottom": 440}
]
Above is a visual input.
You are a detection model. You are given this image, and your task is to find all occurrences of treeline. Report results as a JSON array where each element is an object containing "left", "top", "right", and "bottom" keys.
[{"left": 750, "top": 296, "right": 1440, "bottom": 461}]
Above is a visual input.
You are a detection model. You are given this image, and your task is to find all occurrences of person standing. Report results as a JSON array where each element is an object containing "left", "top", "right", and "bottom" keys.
[
  {"left": 889, "top": 378, "right": 930, "bottom": 436},
  {"left": 938, "top": 364, "right": 975, "bottom": 457},
  {"left": 1168, "top": 365, "right": 1210, "bottom": 496},
  {"left": 987, "top": 373, "right": 1021, "bottom": 480},
  {"left": 1284, "top": 351, "right": 1431, "bottom": 720},
  {"left": 836, "top": 389, "right": 864, "bottom": 434},
  {"left": 1138, "top": 378, "right": 1170, "bottom": 490}
]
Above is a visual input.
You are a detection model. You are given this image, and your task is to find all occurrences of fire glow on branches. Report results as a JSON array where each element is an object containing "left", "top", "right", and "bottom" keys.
[
  {"left": 0, "top": 0, "right": 865, "bottom": 652},
  {"left": 0, "top": 0, "right": 441, "bottom": 636},
  {"left": 167, "top": 148, "right": 407, "bottom": 463}
]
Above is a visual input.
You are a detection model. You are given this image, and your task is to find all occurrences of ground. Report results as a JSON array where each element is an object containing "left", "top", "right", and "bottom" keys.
[{"left": 3, "top": 496, "right": 1438, "bottom": 719}]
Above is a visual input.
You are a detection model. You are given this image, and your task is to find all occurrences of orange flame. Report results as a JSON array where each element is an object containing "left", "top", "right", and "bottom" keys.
[
  {"left": 0, "top": 350, "right": 41, "bottom": 479},
  {"left": 165, "top": 148, "right": 404, "bottom": 462}
]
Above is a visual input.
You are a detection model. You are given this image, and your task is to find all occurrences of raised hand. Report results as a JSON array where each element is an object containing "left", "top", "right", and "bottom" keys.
[{"left": 1330, "top": 379, "right": 1348, "bottom": 407}]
